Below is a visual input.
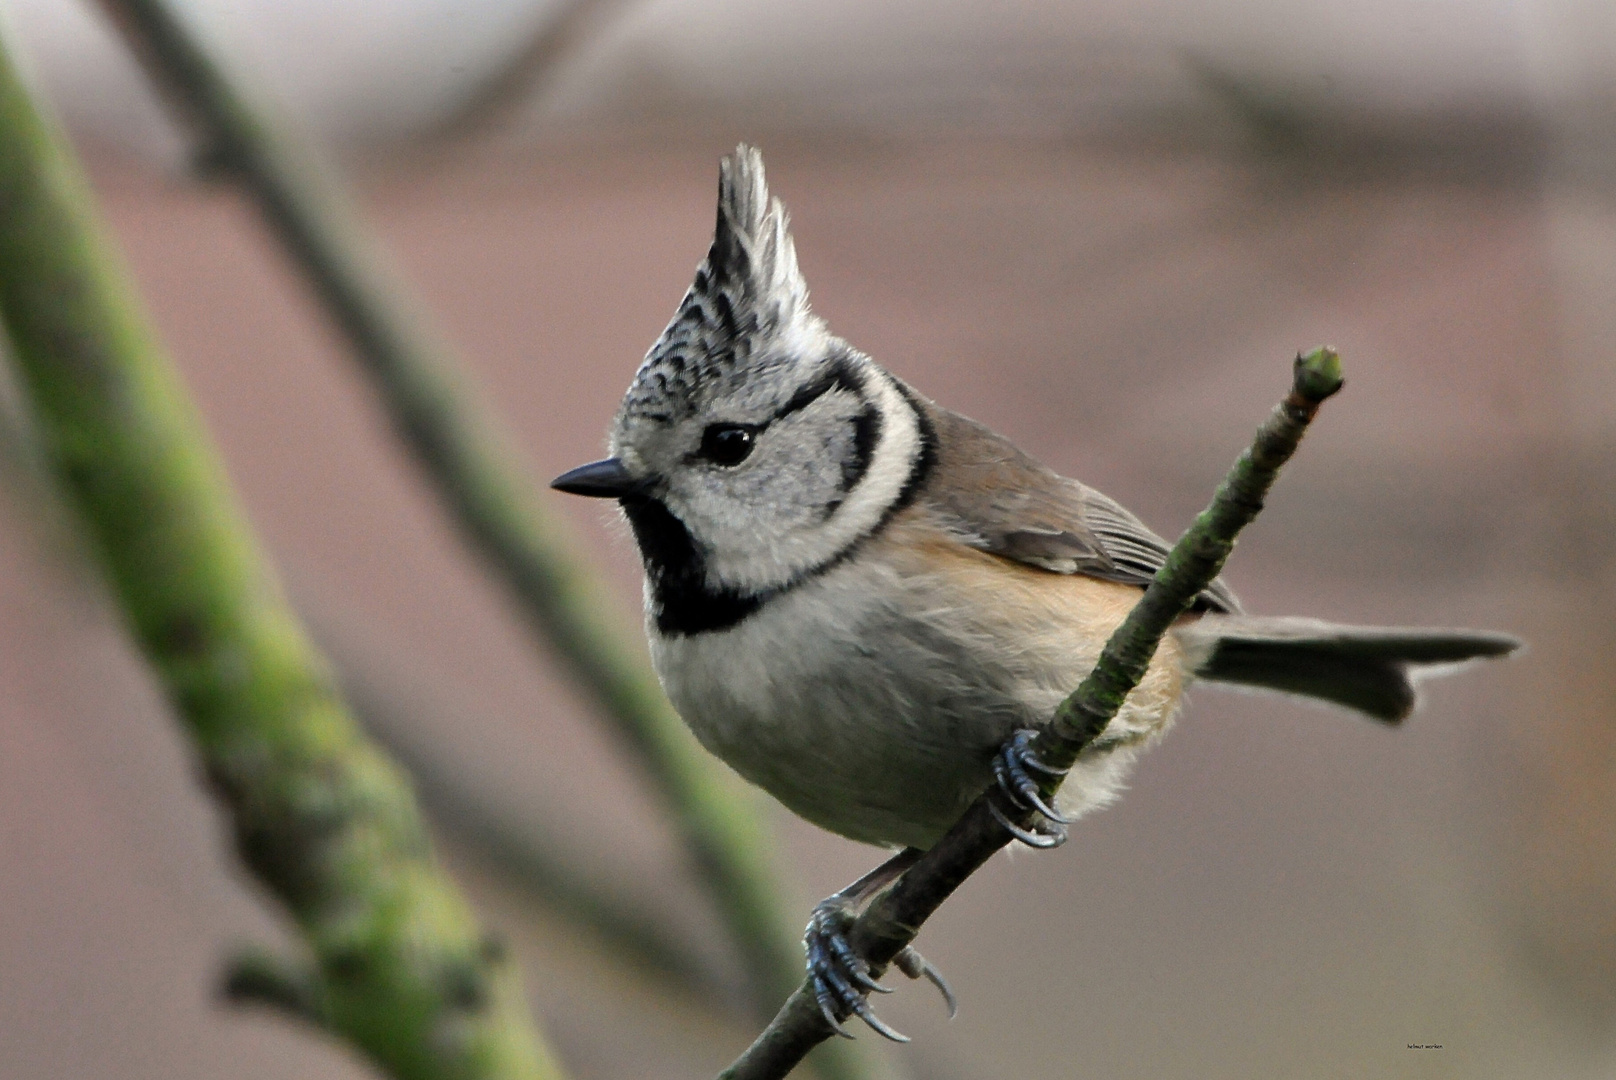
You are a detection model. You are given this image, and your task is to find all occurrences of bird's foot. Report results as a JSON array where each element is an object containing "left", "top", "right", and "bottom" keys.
[
  {"left": 805, "top": 895, "right": 957, "bottom": 1042},
  {"left": 989, "top": 728, "right": 1071, "bottom": 848}
]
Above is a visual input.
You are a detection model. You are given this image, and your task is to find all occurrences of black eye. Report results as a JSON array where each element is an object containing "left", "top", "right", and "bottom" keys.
[{"left": 698, "top": 423, "right": 757, "bottom": 467}]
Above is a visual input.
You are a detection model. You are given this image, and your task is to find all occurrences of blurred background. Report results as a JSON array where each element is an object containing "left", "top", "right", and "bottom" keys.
[{"left": 0, "top": 0, "right": 1613, "bottom": 1077}]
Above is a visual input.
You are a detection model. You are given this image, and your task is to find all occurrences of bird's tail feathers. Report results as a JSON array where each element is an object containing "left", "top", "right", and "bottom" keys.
[{"left": 1175, "top": 616, "right": 1520, "bottom": 723}]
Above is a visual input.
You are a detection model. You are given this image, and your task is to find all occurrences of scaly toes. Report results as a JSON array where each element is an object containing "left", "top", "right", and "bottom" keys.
[
  {"left": 805, "top": 900, "right": 909, "bottom": 1042},
  {"left": 991, "top": 729, "right": 1072, "bottom": 846},
  {"left": 803, "top": 897, "right": 963, "bottom": 1040}
]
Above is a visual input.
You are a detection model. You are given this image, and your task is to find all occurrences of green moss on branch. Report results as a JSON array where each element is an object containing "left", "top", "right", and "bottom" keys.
[{"left": 0, "top": 28, "right": 563, "bottom": 1080}]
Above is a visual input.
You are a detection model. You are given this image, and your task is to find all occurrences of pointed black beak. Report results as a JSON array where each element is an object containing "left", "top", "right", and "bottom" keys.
[{"left": 550, "top": 457, "right": 641, "bottom": 499}]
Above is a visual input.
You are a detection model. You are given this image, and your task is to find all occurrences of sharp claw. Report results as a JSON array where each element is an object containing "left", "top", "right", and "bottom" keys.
[
  {"left": 926, "top": 967, "right": 960, "bottom": 1019},
  {"left": 812, "top": 976, "right": 856, "bottom": 1038},
  {"left": 988, "top": 798, "right": 1066, "bottom": 847},
  {"left": 1016, "top": 779, "right": 1071, "bottom": 824},
  {"left": 808, "top": 970, "right": 859, "bottom": 1034},
  {"left": 995, "top": 729, "right": 1072, "bottom": 828},
  {"left": 850, "top": 997, "right": 911, "bottom": 1043},
  {"left": 1014, "top": 731, "right": 1070, "bottom": 778},
  {"left": 822, "top": 923, "right": 890, "bottom": 993},
  {"left": 803, "top": 847, "right": 948, "bottom": 1045},
  {"left": 1022, "top": 748, "right": 1069, "bottom": 777},
  {"left": 896, "top": 947, "right": 958, "bottom": 1018},
  {"left": 847, "top": 963, "right": 892, "bottom": 994},
  {"left": 859, "top": 974, "right": 895, "bottom": 994},
  {"left": 807, "top": 901, "right": 909, "bottom": 1038}
]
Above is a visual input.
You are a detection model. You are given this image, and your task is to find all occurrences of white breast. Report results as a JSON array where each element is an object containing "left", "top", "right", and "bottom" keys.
[{"left": 650, "top": 513, "right": 1190, "bottom": 849}]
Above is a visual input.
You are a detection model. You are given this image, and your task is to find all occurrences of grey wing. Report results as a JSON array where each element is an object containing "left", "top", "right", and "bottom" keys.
[
  {"left": 921, "top": 403, "right": 1241, "bottom": 614},
  {"left": 1076, "top": 485, "right": 1242, "bottom": 613}
]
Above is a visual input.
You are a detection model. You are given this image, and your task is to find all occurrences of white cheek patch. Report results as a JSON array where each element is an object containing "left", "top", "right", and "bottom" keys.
[{"left": 704, "top": 366, "right": 924, "bottom": 594}]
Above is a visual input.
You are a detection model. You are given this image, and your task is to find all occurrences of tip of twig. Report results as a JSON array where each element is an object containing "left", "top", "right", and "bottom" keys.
[{"left": 1293, "top": 347, "right": 1344, "bottom": 401}]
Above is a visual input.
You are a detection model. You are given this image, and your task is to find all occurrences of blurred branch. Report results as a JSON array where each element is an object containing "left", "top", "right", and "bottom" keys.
[
  {"left": 87, "top": 5, "right": 889, "bottom": 1079},
  {"left": 421, "top": 0, "right": 641, "bottom": 144},
  {"left": 321, "top": 624, "right": 733, "bottom": 1002},
  {"left": 1184, "top": 54, "right": 1321, "bottom": 157},
  {"left": 720, "top": 349, "right": 1345, "bottom": 1080},
  {"left": 1182, "top": 53, "right": 1549, "bottom": 184},
  {"left": 0, "top": 26, "right": 562, "bottom": 1080}
]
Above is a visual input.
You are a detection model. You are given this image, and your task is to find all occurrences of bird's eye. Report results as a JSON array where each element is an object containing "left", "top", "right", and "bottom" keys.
[{"left": 698, "top": 423, "right": 757, "bottom": 466}]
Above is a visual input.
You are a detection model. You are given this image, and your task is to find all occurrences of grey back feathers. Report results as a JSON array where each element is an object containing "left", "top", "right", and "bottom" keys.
[{"left": 919, "top": 407, "right": 1242, "bottom": 613}]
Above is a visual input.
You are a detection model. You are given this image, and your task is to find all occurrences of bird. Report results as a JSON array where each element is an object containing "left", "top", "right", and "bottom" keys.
[{"left": 551, "top": 145, "right": 1520, "bottom": 1039}]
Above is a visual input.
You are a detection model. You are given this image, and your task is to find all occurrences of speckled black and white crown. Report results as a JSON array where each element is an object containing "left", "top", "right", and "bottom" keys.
[{"left": 621, "top": 145, "right": 825, "bottom": 423}]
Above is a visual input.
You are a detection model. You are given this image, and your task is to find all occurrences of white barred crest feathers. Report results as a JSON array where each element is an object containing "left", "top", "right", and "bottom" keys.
[{"left": 622, "top": 145, "right": 822, "bottom": 423}]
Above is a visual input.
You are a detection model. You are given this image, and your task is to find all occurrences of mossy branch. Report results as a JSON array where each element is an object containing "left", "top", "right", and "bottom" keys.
[
  {"left": 89, "top": 5, "right": 887, "bottom": 1079},
  {"left": 719, "top": 348, "right": 1345, "bottom": 1080},
  {"left": 0, "top": 25, "right": 563, "bottom": 1080}
]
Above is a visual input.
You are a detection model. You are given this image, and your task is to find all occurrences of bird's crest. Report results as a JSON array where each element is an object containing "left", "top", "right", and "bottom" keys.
[
  {"left": 704, "top": 144, "right": 811, "bottom": 330},
  {"left": 623, "top": 146, "right": 821, "bottom": 421}
]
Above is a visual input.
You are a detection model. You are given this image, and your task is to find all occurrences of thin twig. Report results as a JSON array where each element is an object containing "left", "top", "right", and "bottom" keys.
[
  {"left": 0, "top": 27, "right": 563, "bottom": 1080},
  {"left": 87, "top": 5, "right": 888, "bottom": 1080},
  {"left": 718, "top": 348, "right": 1346, "bottom": 1080}
]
